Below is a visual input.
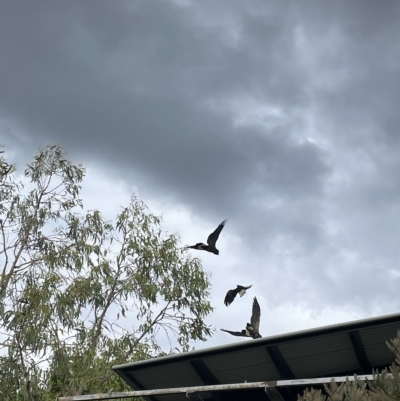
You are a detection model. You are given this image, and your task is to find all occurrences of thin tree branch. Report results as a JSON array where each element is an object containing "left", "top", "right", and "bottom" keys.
[
  {"left": 130, "top": 301, "right": 171, "bottom": 353},
  {"left": 15, "top": 333, "right": 35, "bottom": 401}
]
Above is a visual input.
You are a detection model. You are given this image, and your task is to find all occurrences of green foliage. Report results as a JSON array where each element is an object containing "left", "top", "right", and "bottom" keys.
[
  {"left": 298, "top": 330, "right": 400, "bottom": 401},
  {"left": 299, "top": 388, "right": 326, "bottom": 401},
  {"left": 369, "top": 363, "right": 400, "bottom": 401},
  {"left": 0, "top": 145, "right": 213, "bottom": 400}
]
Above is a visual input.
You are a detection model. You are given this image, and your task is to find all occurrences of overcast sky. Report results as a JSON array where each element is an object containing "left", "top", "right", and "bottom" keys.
[{"left": 1, "top": 0, "right": 400, "bottom": 351}]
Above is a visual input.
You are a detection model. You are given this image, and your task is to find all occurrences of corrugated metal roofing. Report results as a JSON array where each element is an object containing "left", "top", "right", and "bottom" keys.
[{"left": 113, "top": 313, "right": 400, "bottom": 401}]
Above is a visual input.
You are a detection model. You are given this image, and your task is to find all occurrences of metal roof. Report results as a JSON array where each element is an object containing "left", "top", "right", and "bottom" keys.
[{"left": 113, "top": 313, "right": 400, "bottom": 401}]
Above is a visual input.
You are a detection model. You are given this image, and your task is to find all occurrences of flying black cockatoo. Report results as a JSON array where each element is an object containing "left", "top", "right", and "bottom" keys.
[
  {"left": 220, "top": 297, "right": 262, "bottom": 339},
  {"left": 224, "top": 285, "right": 252, "bottom": 306},
  {"left": 184, "top": 219, "right": 227, "bottom": 255}
]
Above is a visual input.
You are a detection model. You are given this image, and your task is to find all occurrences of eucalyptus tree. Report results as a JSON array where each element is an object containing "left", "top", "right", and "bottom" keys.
[{"left": 0, "top": 145, "right": 213, "bottom": 400}]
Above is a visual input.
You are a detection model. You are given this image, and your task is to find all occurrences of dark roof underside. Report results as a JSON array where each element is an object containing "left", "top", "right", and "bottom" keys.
[{"left": 113, "top": 313, "right": 400, "bottom": 401}]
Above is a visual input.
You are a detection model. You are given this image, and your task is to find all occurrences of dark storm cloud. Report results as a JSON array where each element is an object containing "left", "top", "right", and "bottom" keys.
[
  {"left": 1, "top": 0, "right": 400, "bottom": 319},
  {"left": 296, "top": 0, "right": 400, "bottom": 146},
  {"left": 0, "top": 0, "right": 328, "bottom": 243}
]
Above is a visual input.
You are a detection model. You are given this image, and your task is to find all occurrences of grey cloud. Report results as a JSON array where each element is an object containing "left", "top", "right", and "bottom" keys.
[
  {"left": 0, "top": 0, "right": 328, "bottom": 229},
  {"left": 1, "top": 0, "right": 400, "bottom": 327}
]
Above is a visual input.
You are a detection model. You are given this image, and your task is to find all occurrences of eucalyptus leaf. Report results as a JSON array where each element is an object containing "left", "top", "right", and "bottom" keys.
[{"left": 0, "top": 144, "right": 213, "bottom": 400}]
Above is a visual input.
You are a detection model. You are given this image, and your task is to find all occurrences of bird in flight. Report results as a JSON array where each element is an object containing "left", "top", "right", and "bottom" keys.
[
  {"left": 224, "top": 285, "right": 252, "bottom": 306},
  {"left": 184, "top": 219, "right": 227, "bottom": 255},
  {"left": 221, "top": 297, "right": 262, "bottom": 339}
]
